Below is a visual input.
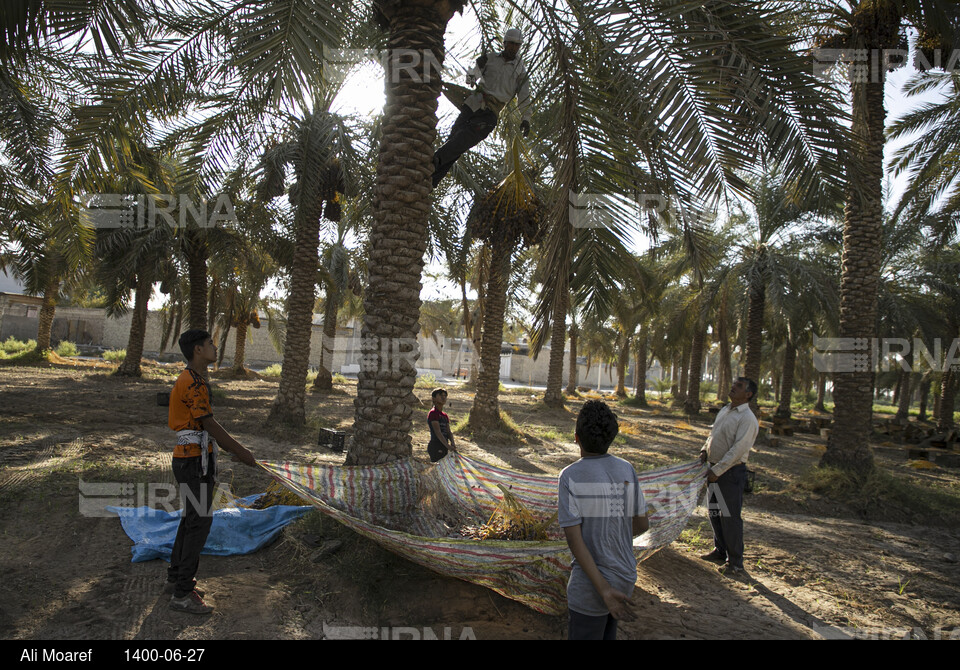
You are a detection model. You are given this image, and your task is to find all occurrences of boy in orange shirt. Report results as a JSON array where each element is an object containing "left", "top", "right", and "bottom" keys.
[{"left": 166, "top": 329, "right": 257, "bottom": 614}]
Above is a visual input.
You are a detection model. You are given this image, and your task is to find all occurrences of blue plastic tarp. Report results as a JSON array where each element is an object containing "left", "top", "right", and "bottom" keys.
[{"left": 107, "top": 494, "right": 313, "bottom": 562}]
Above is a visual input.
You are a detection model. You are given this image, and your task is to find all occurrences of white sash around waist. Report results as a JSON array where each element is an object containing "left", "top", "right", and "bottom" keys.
[{"left": 176, "top": 429, "right": 218, "bottom": 478}]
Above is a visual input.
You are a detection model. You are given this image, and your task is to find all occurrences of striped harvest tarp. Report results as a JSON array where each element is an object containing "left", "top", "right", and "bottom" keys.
[{"left": 258, "top": 454, "right": 707, "bottom": 615}]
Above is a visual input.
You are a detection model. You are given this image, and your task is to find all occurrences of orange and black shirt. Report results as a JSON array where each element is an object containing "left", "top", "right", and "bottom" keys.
[{"left": 168, "top": 368, "right": 214, "bottom": 458}]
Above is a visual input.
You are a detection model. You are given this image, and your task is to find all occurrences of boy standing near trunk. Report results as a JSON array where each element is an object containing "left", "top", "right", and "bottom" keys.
[
  {"left": 558, "top": 400, "right": 649, "bottom": 640},
  {"left": 166, "top": 329, "right": 257, "bottom": 614},
  {"left": 427, "top": 387, "right": 455, "bottom": 463}
]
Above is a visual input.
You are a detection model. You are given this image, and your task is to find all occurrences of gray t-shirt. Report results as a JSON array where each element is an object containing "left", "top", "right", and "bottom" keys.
[{"left": 558, "top": 454, "right": 645, "bottom": 616}]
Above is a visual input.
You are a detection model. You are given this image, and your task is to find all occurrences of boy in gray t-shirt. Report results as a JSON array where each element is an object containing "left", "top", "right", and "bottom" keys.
[{"left": 558, "top": 400, "right": 649, "bottom": 640}]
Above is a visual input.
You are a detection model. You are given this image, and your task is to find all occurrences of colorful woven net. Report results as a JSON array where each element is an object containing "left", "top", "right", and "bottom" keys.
[{"left": 258, "top": 453, "right": 707, "bottom": 615}]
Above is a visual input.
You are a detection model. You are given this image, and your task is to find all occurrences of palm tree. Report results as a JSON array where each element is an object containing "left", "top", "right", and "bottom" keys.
[
  {"left": 208, "top": 196, "right": 285, "bottom": 378},
  {"left": 565, "top": 320, "right": 580, "bottom": 395},
  {"left": 601, "top": 255, "right": 660, "bottom": 400},
  {"left": 344, "top": 0, "right": 475, "bottom": 463},
  {"left": 95, "top": 212, "right": 176, "bottom": 377},
  {"left": 885, "top": 61, "right": 960, "bottom": 428},
  {"left": 806, "top": 0, "right": 960, "bottom": 476},
  {"left": 646, "top": 284, "right": 693, "bottom": 405},
  {"left": 887, "top": 51, "right": 960, "bottom": 248},
  {"left": 466, "top": 140, "right": 545, "bottom": 431},
  {"left": 0, "top": 11, "right": 93, "bottom": 354},
  {"left": 311, "top": 234, "right": 363, "bottom": 391},
  {"left": 632, "top": 329, "right": 650, "bottom": 405},
  {"left": 578, "top": 320, "right": 618, "bottom": 392},
  {"left": 530, "top": 1, "right": 848, "bottom": 411},
  {"left": 714, "top": 282, "right": 735, "bottom": 404},
  {"left": 911, "top": 245, "right": 960, "bottom": 430},
  {"left": 642, "top": 214, "right": 724, "bottom": 414},
  {"left": 708, "top": 168, "right": 838, "bottom": 414},
  {"left": 772, "top": 262, "right": 840, "bottom": 420},
  {"left": 611, "top": 304, "right": 639, "bottom": 399},
  {"left": 257, "top": 107, "right": 354, "bottom": 427},
  {"left": 3, "top": 225, "right": 72, "bottom": 354},
  {"left": 32, "top": 0, "right": 850, "bottom": 465}
]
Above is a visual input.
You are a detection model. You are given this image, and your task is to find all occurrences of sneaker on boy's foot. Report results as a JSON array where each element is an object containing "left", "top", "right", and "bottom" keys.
[
  {"left": 169, "top": 590, "right": 213, "bottom": 615},
  {"left": 163, "top": 581, "right": 204, "bottom": 598}
]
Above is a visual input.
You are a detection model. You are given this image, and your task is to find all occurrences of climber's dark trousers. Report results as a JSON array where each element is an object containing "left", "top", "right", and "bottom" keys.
[{"left": 432, "top": 105, "right": 498, "bottom": 188}]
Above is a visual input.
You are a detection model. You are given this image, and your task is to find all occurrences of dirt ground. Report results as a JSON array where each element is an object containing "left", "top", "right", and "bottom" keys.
[{"left": 1, "top": 362, "right": 959, "bottom": 640}]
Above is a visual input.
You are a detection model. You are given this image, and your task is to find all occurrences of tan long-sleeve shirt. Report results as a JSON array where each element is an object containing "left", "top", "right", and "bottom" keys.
[
  {"left": 465, "top": 53, "right": 531, "bottom": 122},
  {"left": 699, "top": 403, "right": 759, "bottom": 477}
]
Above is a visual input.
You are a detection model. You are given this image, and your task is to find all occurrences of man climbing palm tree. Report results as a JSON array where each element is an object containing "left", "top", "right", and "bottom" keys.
[{"left": 432, "top": 28, "right": 532, "bottom": 188}]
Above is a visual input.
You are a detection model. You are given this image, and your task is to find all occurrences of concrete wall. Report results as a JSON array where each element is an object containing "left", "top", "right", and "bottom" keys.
[
  {"left": 101, "top": 310, "right": 366, "bottom": 369},
  {"left": 0, "top": 294, "right": 102, "bottom": 346},
  {"left": 1, "top": 294, "right": 668, "bottom": 388}
]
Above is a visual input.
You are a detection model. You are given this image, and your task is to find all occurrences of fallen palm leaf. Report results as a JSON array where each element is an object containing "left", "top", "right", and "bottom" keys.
[{"left": 459, "top": 484, "right": 557, "bottom": 541}]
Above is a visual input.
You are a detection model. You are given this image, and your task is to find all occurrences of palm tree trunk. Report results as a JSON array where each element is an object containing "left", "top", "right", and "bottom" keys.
[
  {"left": 216, "top": 320, "right": 230, "bottom": 369},
  {"left": 459, "top": 277, "right": 481, "bottom": 386},
  {"left": 544, "top": 292, "right": 568, "bottom": 406},
  {"left": 744, "top": 282, "right": 765, "bottom": 414},
  {"left": 232, "top": 320, "right": 248, "bottom": 374},
  {"left": 185, "top": 233, "right": 208, "bottom": 331},
  {"left": 717, "top": 286, "right": 731, "bottom": 403},
  {"left": 933, "top": 376, "right": 943, "bottom": 423},
  {"left": 268, "top": 208, "right": 322, "bottom": 426},
  {"left": 684, "top": 321, "right": 706, "bottom": 415},
  {"left": 34, "top": 277, "right": 59, "bottom": 352},
  {"left": 891, "top": 370, "right": 903, "bottom": 406},
  {"left": 469, "top": 308, "right": 483, "bottom": 386},
  {"left": 918, "top": 372, "right": 932, "bottom": 421},
  {"left": 804, "top": 363, "right": 814, "bottom": 405},
  {"left": 673, "top": 342, "right": 690, "bottom": 407},
  {"left": 894, "top": 369, "right": 912, "bottom": 421},
  {"left": 894, "top": 351, "right": 914, "bottom": 422},
  {"left": 566, "top": 321, "right": 579, "bottom": 394},
  {"left": 615, "top": 334, "right": 630, "bottom": 398},
  {"left": 634, "top": 333, "right": 648, "bottom": 406},
  {"left": 937, "top": 368, "right": 957, "bottom": 432},
  {"left": 171, "top": 307, "right": 183, "bottom": 355},
  {"left": 313, "top": 293, "right": 339, "bottom": 391},
  {"left": 815, "top": 372, "right": 828, "bottom": 413},
  {"left": 820, "top": 4, "right": 897, "bottom": 476},
  {"left": 670, "top": 354, "right": 680, "bottom": 399},
  {"left": 116, "top": 273, "right": 152, "bottom": 377},
  {"left": 775, "top": 340, "right": 797, "bottom": 419},
  {"left": 470, "top": 250, "right": 509, "bottom": 430},
  {"left": 347, "top": 2, "right": 453, "bottom": 463}
]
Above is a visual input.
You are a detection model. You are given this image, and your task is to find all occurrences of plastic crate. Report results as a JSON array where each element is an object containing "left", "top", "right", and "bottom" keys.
[{"left": 318, "top": 428, "right": 345, "bottom": 452}]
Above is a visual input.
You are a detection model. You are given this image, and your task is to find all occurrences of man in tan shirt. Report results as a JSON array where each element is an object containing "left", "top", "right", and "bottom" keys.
[{"left": 699, "top": 377, "right": 759, "bottom": 575}]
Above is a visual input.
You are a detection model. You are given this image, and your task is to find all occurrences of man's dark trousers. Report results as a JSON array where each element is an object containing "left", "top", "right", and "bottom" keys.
[
  {"left": 168, "top": 456, "right": 215, "bottom": 598},
  {"left": 432, "top": 105, "right": 498, "bottom": 187},
  {"left": 707, "top": 463, "right": 746, "bottom": 569}
]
